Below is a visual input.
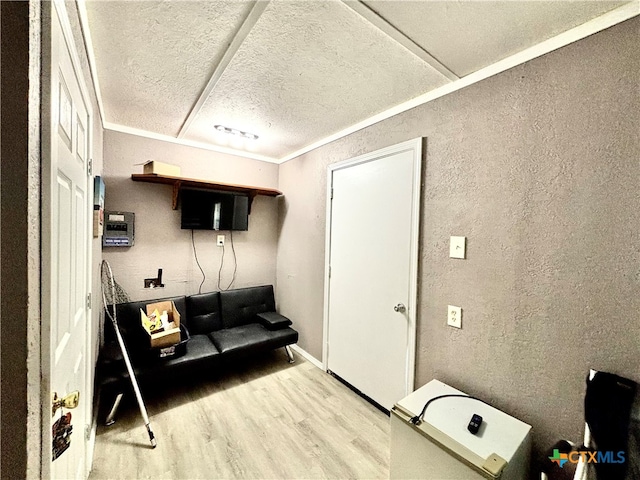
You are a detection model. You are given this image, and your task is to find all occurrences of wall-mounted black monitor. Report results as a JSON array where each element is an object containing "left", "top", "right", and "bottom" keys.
[{"left": 180, "top": 188, "right": 249, "bottom": 231}]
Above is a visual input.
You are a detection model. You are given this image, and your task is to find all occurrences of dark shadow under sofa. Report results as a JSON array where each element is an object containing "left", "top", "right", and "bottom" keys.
[{"left": 97, "top": 285, "right": 298, "bottom": 424}]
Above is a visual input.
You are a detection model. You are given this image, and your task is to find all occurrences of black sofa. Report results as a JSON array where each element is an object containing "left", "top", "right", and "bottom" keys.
[{"left": 98, "top": 285, "right": 298, "bottom": 424}]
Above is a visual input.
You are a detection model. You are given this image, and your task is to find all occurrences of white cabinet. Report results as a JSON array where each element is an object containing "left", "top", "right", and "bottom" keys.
[{"left": 390, "top": 379, "right": 531, "bottom": 479}]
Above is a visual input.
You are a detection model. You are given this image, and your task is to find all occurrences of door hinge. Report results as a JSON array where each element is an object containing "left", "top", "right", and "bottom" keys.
[
  {"left": 329, "top": 266, "right": 331, "bottom": 278},
  {"left": 86, "top": 292, "right": 92, "bottom": 309},
  {"left": 330, "top": 188, "right": 334, "bottom": 200},
  {"left": 87, "top": 158, "right": 93, "bottom": 177},
  {"left": 85, "top": 424, "right": 90, "bottom": 441}
]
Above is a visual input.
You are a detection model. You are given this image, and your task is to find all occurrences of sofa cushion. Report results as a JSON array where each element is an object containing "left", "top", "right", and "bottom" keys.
[
  {"left": 98, "top": 334, "right": 221, "bottom": 391},
  {"left": 208, "top": 323, "right": 297, "bottom": 356},
  {"left": 152, "top": 334, "right": 220, "bottom": 370},
  {"left": 256, "top": 312, "right": 292, "bottom": 330},
  {"left": 185, "top": 291, "right": 222, "bottom": 334},
  {"left": 219, "top": 285, "right": 276, "bottom": 329}
]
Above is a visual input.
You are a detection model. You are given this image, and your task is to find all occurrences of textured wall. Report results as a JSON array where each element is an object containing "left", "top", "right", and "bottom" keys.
[
  {"left": 102, "top": 131, "right": 279, "bottom": 302},
  {"left": 26, "top": 3, "right": 44, "bottom": 477},
  {"left": 277, "top": 17, "right": 640, "bottom": 472},
  {"left": 1, "top": 3, "right": 32, "bottom": 478}
]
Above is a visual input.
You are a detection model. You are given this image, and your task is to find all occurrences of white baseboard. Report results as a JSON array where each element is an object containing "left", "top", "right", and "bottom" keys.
[{"left": 290, "top": 344, "right": 324, "bottom": 370}]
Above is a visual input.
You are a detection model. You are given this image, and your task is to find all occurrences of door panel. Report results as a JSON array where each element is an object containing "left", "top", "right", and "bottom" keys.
[
  {"left": 74, "top": 185, "right": 87, "bottom": 325},
  {"left": 49, "top": 6, "right": 91, "bottom": 478},
  {"left": 327, "top": 141, "right": 421, "bottom": 410}
]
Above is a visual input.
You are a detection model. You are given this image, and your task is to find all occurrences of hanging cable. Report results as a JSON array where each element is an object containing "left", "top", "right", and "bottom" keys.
[
  {"left": 217, "top": 235, "right": 225, "bottom": 291},
  {"left": 217, "top": 231, "right": 238, "bottom": 291},
  {"left": 191, "top": 229, "right": 205, "bottom": 294},
  {"left": 225, "top": 230, "right": 237, "bottom": 290}
]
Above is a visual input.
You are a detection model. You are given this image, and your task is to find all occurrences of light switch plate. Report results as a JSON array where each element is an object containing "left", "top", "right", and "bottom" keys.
[
  {"left": 448, "top": 305, "right": 462, "bottom": 328},
  {"left": 450, "top": 236, "right": 466, "bottom": 259}
]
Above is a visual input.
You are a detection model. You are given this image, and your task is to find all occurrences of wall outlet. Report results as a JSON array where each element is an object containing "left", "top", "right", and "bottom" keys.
[
  {"left": 448, "top": 305, "right": 462, "bottom": 328},
  {"left": 216, "top": 235, "right": 225, "bottom": 247}
]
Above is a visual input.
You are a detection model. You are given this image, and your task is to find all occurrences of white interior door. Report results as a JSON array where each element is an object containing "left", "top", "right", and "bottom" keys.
[
  {"left": 325, "top": 139, "right": 422, "bottom": 410},
  {"left": 47, "top": 5, "right": 92, "bottom": 479}
]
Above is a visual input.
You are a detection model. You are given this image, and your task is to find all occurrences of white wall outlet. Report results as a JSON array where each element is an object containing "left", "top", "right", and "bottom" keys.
[
  {"left": 447, "top": 305, "right": 462, "bottom": 328},
  {"left": 449, "top": 236, "right": 466, "bottom": 259},
  {"left": 216, "top": 235, "right": 225, "bottom": 247}
]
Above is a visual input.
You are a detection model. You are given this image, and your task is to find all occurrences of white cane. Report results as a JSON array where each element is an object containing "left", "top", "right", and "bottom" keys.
[{"left": 101, "top": 260, "right": 157, "bottom": 448}]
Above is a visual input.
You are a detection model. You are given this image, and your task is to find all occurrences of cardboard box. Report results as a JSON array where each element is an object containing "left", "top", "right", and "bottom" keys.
[
  {"left": 140, "top": 301, "right": 181, "bottom": 349},
  {"left": 142, "top": 161, "right": 181, "bottom": 177}
]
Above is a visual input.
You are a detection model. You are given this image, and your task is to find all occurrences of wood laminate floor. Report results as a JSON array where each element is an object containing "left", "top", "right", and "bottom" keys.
[{"left": 89, "top": 350, "right": 390, "bottom": 479}]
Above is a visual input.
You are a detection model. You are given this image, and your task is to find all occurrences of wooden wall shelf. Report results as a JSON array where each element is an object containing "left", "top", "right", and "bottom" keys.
[{"left": 131, "top": 173, "right": 282, "bottom": 211}]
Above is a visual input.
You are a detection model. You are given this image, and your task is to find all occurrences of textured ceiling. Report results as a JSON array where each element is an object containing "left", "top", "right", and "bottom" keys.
[
  {"left": 85, "top": 0, "right": 254, "bottom": 136},
  {"left": 364, "top": 1, "right": 629, "bottom": 77},
  {"left": 183, "top": 0, "right": 450, "bottom": 158},
  {"left": 82, "top": 0, "right": 635, "bottom": 162}
]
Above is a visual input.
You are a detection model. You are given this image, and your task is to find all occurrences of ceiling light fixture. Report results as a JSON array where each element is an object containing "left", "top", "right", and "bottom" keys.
[{"left": 214, "top": 124, "right": 259, "bottom": 140}]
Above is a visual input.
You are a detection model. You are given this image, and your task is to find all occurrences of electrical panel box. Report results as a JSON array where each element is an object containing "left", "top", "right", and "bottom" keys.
[{"left": 103, "top": 211, "right": 135, "bottom": 247}]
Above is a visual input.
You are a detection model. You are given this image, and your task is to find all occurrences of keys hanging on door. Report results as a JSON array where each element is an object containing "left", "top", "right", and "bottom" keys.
[
  {"left": 52, "top": 412, "right": 73, "bottom": 461},
  {"left": 51, "top": 391, "right": 79, "bottom": 461}
]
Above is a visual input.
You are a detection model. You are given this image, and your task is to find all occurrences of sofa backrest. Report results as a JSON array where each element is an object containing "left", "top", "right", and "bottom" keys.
[
  {"left": 185, "top": 292, "right": 222, "bottom": 334},
  {"left": 104, "top": 287, "right": 277, "bottom": 341},
  {"left": 104, "top": 295, "right": 187, "bottom": 346},
  {"left": 219, "top": 285, "right": 276, "bottom": 329}
]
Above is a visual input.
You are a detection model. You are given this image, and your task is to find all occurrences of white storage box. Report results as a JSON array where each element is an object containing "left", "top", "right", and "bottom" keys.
[{"left": 390, "top": 379, "right": 531, "bottom": 479}]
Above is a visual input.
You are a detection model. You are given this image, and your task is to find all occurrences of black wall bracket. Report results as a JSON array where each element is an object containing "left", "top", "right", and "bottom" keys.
[{"left": 144, "top": 268, "right": 164, "bottom": 288}]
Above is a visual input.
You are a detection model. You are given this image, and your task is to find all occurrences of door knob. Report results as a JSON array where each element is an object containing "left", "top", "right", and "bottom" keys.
[
  {"left": 52, "top": 391, "right": 79, "bottom": 416},
  {"left": 394, "top": 303, "right": 406, "bottom": 313}
]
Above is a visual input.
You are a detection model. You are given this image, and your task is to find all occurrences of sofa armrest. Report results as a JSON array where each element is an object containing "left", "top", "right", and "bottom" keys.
[{"left": 256, "top": 312, "right": 292, "bottom": 330}]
